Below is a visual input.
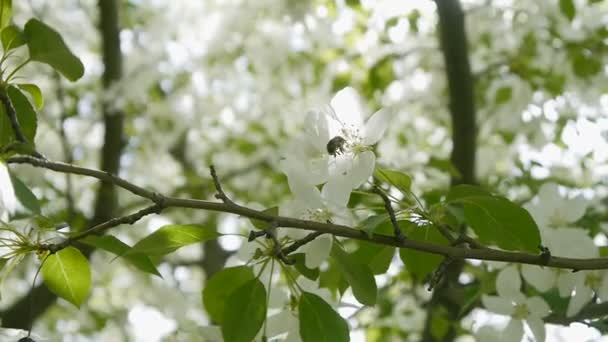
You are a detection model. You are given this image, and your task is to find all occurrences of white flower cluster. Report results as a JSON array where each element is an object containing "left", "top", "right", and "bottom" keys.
[
  {"left": 481, "top": 183, "right": 604, "bottom": 341},
  {"left": 279, "top": 86, "right": 390, "bottom": 268}
]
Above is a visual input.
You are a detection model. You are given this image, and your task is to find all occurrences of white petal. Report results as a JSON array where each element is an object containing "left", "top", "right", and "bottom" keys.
[
  {"left": 302, "top": 234, "right": 332, "bottom": 268},
  {"left": 496, "top": 265, "right": 522, "bottom": 300},
  {"left": 481, "top": 295, "right": 514, "bottom": 316},
  {"left": 304, "top": 110, "right": 330, "bottom": 150},
  {"left": 557, "top": 271, "right": 577, "bottom": 297},
  {"left": 526, "top": 316, "right": 546, "bottom": 342},
  {"left": 347, "top": 150, "right": 375, "bottom": 188},
  {"left": 537, "top": 183, "right": 560, "bottom": 204},
  {"left": 560, "top": 194, "right": 587, "bottom": 223},
  {"left": 521, "top": 265, "right": 556, "bottom": 293},
  {"left": 0, "top": 162, "right": 16, "bottom": 215},
  {"left": 330, "top": 87, "right": 364, "bottom": 128},
  {"left": 322, "top": 177, "right": 352, "bottom": 208},
  {"left": 502, "top": 319, "right": 524, "bottom": 342},
  {"left": 362, "top": 108, "right": 390, "bottom": 145},
  {"left": 547, "top": 228, "right": 598, "bottom": 258},
  {"left": 566, "top": 281, "right": 593, "bottom": 317},
  {"left": 525, "top": 296, "right": 551, "bottom": 317},
  {"left": 598, "top": 272, "right": 608, "bottom": 300}
]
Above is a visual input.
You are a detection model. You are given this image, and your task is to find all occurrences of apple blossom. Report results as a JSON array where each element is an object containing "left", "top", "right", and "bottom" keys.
[
  {"left": 481, "top": 265, "right": 550, "bottom": 342},
  {"left": 0, "top": 162, "right": 16, "bottom": 221}
]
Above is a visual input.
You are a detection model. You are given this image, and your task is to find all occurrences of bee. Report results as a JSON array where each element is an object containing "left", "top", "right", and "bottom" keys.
[{"left": 326, "top": 136, "right": 347, "bottom": 156}]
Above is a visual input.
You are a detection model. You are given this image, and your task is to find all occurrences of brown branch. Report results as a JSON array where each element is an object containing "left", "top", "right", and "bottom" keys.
[
  {"left": 373, "top": 187, "right": 406, "bottom": 240},
  {"left": 281, "top": 231, "right": 324, "bottom": 256},
  {"left": 9, "top": 156, "right": 608, "bottom": 271}
]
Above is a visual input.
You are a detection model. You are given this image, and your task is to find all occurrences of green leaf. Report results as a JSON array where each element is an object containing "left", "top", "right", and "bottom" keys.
[
  {"left": 571, "top": 50, "right": 602, "bottom": 79},
  {"left": 23, "top": 18, "right": 85, "bottom": 81},
  {"left": 249, "top": 206, "right": 278, "bottom": 229},
  {"left": 353, "top": 242, "right": 395, "bottom": 275},
  {"left": 128, "top": 224, "right": 219, "bottom": 256},
  {"left": 221, "top": 279, "right": 267, "bottom": 342},
  {"left": 292, "top": 253, "right": 320, "bottom": 280},
  {"left": 332, "top": 244, "right": 377, "bottom": 306},
  {"left": 6, "top": 85, "right": 37, "bottom": 143},
  {"left": 359, "top": 214, "right": 389, "bottom": 237},
  {"left": 399, "top": 222, "right": 449, "bottom": 280},
  {"left": 80, "top": 235, "right": 161, "bottom": 277},
  {"left": 374, "top": 167, "right": 411, "bottom": 193},
  {"left": 446, "top": 186, "right": 541, "bottom": 252},
  {"left": 1, "top": 24, "right": 24, "bottom": 51},
  {"left": 446, "top": 185, "right": 490, "bottom": 202},
  {"left": 9, "top": 172, "right": 40, "bottom": 214},
  {"left": 41, "top": 247, "right": 91, "bottom": 307},
  {"left": 298, "top": 292, "right": 349, "bottom": 342},
  {"left": 17, "top": 84, "right": 43, "bottom": 109},
  {"left": 559, "top": 0, "right": 576, "bottom": 21},
  {"left": 494, "top": 86, "right": 512, "bottom": 105},
  {"left": 0, "top": 0, "right": 11, "bottom": 30},
  {"left": 203, "top": 266, "right": 255, "bottom": 323}
]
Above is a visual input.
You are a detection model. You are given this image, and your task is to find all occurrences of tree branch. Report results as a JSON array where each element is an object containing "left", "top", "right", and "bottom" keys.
[{"left": 9, "top": 156, "right": 608, "bottom": 271}]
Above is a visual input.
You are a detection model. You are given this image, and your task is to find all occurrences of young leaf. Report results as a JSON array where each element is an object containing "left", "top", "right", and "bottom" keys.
[
  {"left": 6, "top": 86, "right": 37, "bottom": 143},
  {"left": 128, "top": 224, "right": 219, "bottom": 256},
  {"left": 17, "top": 84, "right": 43, "bottom": 109},
  {"left": 298, "top": 292, "right": 349, "bottom": 342},
  {"left": 446, "top": 185, "right": 541, "bottom": 252},
  {"left": 41, "top": 247, "right": 91, "bottom": 307},
  {"left": 23, "top": 18, "right": 85, "bottom": 82},
  {"left": 80, "top": 235, "right": 161, "bottom": 277},
  {"left": 399, "top": 222, "right": 449, "bottom": 280},
  {"left": 359, "top": 214, "right": 388, "bottom": 237},
  {"left": 331, "top": 244, "right": 377, "bottom": 306},
  {"left": 353, "top": 242, "right": 395, "bottom": 275},
  {"left": 249, "top": 206, "right": 278, "bottom": 229},
  {"left": 1, "top": 25, "right": 25, "bottom": 51},
  {"left": 461, "top": 196, "right": 541, "bottom": 252},
  {"left": 559, "top": 0, "right": 576, "bottom": 21},
  {"left": 374, "top": 167, "right": 411, "bottom": 193},
  {"left": 0, "top": 0, "right": 11, "bottom": 30},
  {"left": 203, "top": 266, "right": 255, "bottom": 323},
  {"left": 9, "top": 172, "right": 40, "bottom": 214},
  {"left": 221, "top": 278, "right": 267, "bottom": 342}
]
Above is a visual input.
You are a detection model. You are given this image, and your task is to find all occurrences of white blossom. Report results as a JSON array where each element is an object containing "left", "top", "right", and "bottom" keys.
[
  {"left": 481, "top": 266, "right": 550, "bottom": 342},
  {"left": 0, "top": 162, "right": 16, "bottom": 221}
]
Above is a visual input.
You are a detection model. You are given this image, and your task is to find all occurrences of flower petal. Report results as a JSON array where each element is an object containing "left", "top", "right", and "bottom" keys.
[
  {"left": 304, "top": 110, "right": 330, "bottom": 151},
  {"left": 566, "top": 280, "right": 593, "bottom": 317},
  {"left": 322, "top": 177, "right": 352, "bottom": 208},
  {"left": 526, "top": 316, "right": 546, "bottom": 342},
  {"left": 0, "top": 162, "right": 16, "bottom": 216},
  {"left": 302, "top": 234, "right": 332, "bottom": 269},
  {"left": 348, "top": 150, "right": 375, "bottom": 188},
  {"left": 502, "top": 319, "right": 524, "bottom": 342},
  {"left": 521, "top": 265, "right": 556, "bottom": 293},
  {"left": 330, "top": 87, "right": 364, "bottom": 128},
  {"left": 362, "top": 108, "right": 390, "bottom": 145},
  {"left": 481, "top": 295, "right": 514, "bottom": 316},
  {"left": 525, "top": 296, "right": 550, "bottom": 317},
  {"left": 496, "top": 265, "right": 522, "bottom": 300}
]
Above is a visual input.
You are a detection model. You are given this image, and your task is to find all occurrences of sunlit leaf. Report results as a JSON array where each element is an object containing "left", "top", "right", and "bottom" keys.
[
  {"left": 41, "top": 247, "right": 91, "bottom": 307},
  {"left": 80, "top": 235, "right": 161, "bottom": 277},
  {"left": 374, "top": 167, "right": 411, "bottom": 193},
  {"left": 1, "top": 24, "right": 24, "bottom": 51},
  {"left": 24, "top": 18, "right": 85, "bottom": 81},
  {"left": 128, "top": 224, "right": 219, "bottom": 256},
  {"left": 17, "top": 84, "right": 43, "bottom": 109}
]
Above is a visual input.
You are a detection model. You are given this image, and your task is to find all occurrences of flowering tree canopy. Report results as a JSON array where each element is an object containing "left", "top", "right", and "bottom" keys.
[{"left": 0, "top": 0, "right": 607, "bottom": 341}]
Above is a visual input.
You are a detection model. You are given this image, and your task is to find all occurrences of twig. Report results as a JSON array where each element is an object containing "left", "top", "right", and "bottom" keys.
[
  {"left": 427, "top": 257, "right": 455, "bottom": 291},
  {"left": 10, "top": 155, "right": 608, "bottom": 271},
  {"left": 281, "top": 231, "right": 324, "bottom": 256},
  {"left": 374, "top": 187, "right": 406, "bottom": 241},
  {"left": 0, "top": 90, "right": 28, "bottom": 143},
  {"left": 210, "top": 165, "right": 235, "bottom": 205},
  {"left": 46, "top": 203, "right": 164, "bottom": 253},
  {"left": 264, "top": 223, "right": 294, "bottom": 265}
]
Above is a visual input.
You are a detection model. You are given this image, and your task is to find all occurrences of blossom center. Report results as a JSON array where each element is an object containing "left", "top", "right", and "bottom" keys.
[
  {"left": 513, "top": 303, "right": 530, "bottom": 319},
  {"left": 302, "top": 207, "right": 332, "bottom": 222}
]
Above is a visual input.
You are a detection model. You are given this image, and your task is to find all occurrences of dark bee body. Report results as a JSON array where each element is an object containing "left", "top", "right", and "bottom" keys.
[{"left": 326, "top": 136, "right": 347, "bottom": 156}]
